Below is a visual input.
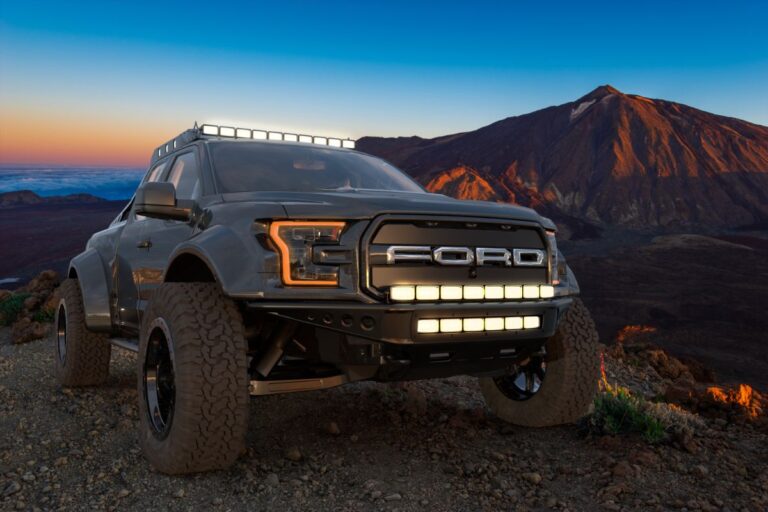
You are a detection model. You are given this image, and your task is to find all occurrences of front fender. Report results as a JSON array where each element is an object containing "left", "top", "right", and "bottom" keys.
[
  {"left": 166, "top": 224, "right": 275, "bottom": 298},
  {"left": 69, "top": 249, "right": 112, "bottom": 332}
]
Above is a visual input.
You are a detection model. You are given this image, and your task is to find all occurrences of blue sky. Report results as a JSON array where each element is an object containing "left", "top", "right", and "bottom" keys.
[{"left": 1, "top": 0, "right": 767, "bottom": 165}]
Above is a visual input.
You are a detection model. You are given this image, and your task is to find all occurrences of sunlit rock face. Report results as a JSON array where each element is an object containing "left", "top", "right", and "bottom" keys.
[{"left": 359, "top": 85, "right": 768, "bottom": 230}]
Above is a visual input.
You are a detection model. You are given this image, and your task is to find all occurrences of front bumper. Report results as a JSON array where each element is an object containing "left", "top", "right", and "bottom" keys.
[{"left": 246, "top": 297, "right": 573, "bottom": 345}]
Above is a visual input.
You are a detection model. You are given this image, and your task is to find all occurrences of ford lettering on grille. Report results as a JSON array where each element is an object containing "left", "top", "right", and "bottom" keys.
[{"left": 384, "top": 245, "right": 545, "bottom": 267}]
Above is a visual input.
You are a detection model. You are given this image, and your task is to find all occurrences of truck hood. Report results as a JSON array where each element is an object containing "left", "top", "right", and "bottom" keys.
[{"left": 220, "top": 190, "right": 544, "bottom": 224}]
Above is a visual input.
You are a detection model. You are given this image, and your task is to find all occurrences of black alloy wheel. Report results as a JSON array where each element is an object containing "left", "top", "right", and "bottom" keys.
[
  {"left": 56, "top": 303, "right": 67, "bottom": 364},
  {"left": 143, "top": 321, "right": 176, "bottom": 437},
  {"left": 493, "top": 355, "right": 547, "bottom": 401}
]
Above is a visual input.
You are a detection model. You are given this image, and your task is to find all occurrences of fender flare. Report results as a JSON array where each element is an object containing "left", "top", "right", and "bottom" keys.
[
  {"left": 165, "top": 224, "right": 270, "bottom": 295},
  {"left": 69, "top": 249, "right": 112, "bottom": 332}
]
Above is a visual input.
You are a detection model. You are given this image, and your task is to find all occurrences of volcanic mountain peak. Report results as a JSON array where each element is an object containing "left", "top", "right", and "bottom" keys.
[
  {"left": 578, "top": 84, "right": 622, "bottom": 102},
  {"left": 358, "top": 87, "right": 768, "bottom": 231}
]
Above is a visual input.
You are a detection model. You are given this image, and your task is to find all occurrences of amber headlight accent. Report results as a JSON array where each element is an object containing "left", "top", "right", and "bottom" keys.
[{"left": 269, "top": 221, "right": 346, "bottom": 286}]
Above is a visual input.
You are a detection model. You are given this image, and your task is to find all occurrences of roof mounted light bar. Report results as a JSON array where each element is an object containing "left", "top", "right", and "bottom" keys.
[
  {"left": 152, "top": 122, "right": 356, "bottom": 163},
  {"left": 199, "top": 123, "right": 355, "bottom": 149}
]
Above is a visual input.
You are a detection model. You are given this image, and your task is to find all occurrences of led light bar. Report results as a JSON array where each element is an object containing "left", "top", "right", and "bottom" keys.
[
  {"left": 390, "top": 284, "right": 556, "bottom": 302},
  {"left": 390, "top": 285, "right": 416, "bottom": 301},
  {"left": 153, "top": 123, "right": 357, "bottom": 163},
  {"left": 416, "top": 316, "right": 542, "bottom": 334},
  {"left": 197, "top": 123, "right": 355, "bottom": 149}
]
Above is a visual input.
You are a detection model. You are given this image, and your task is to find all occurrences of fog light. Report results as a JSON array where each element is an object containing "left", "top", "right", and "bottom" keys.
[
  {"left": 441, "top": 286, "right": 463, "bottom": 300},
  {"left": 523, "top": 285, "right": 540, "bottom": 299},
  {"left": 463, "top": 286, "right": 484, "bottom": 300},
  {"left": 417, "top": 319, "right": 439, "bottom": 333},
  {"left": 505, "top": 285, "right": 523, "bottom": 299},
  {"left": 463, "top": 318, "right": 485, "bottom": 332},
  {"left": 523, "top": 316, "right": 541, "bottom": 329},
  {"left": 485, "top": 317, "right": 505, "bottom": 331},
  {"left": 416, "top": 285, "right": 440, "bottom": 301},
  {"left": 484, "top": 285, "right": 504, "bottom": 300},
  {"left": 505, "top": 317, "right": 523, "bottom": 330},
  {"left": 440, "top": 318, "right": 463, "bottom": 333},
  {"left": 390, "top": 285, "right": 415, "bottom": 301},
  {"left": 539, "top": 285, "right": 555, "bottom": 298}
]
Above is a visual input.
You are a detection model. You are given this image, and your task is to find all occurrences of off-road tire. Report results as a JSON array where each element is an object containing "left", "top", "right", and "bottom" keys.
[
  {"left": 54, "top": 279, "right": 111, "bottom": 386},
  {"left": 137, "top": 282, "right": 249, "bottom": 474},
  {"left": 479, "top": 298, "right": 600, "bottom": 427}
]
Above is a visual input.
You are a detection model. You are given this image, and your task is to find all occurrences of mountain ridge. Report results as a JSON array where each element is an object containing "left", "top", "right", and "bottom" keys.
[
  {"left": 358, "top": 85, "right": 768, "bottom": 231},
  {"left": 0, "top": 190, "right": 107, "bottom": 208}
]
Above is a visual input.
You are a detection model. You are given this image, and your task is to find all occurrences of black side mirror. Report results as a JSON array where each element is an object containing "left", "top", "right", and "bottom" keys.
[{"left": 135, "top": 182, "right": 193, "bottom": 221}]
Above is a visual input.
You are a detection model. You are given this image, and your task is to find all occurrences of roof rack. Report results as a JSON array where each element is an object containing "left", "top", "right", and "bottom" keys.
[{"left": 152, "top": 122, "right": 356, "bottom": 163}]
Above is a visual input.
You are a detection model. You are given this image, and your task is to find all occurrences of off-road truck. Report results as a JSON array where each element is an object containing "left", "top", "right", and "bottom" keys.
[{"left": 55, "top": 123, "right": 600, "bottom": 474}]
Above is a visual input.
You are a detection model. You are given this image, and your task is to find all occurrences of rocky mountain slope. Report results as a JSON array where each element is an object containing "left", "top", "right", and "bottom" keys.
[
  {"left": 0, "top": 194, "right": 125, "bottom": 284},
  {"left": 358, "top": 86, "right": 768, "bottom": 231}
]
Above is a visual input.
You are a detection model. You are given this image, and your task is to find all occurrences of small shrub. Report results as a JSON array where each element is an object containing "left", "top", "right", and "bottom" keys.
[
  {"left": 33, "top": 308, "right": 55, "bottom": 323},
  {"left": 590, "top": 386, "right": 667, "bottom": 443},
  {"left": 0, "top": 293, "right": 30, "bottom": 326}
]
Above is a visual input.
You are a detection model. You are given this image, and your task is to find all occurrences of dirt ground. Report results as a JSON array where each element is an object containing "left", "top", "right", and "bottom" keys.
[{"left": 1, "top": 329, "right": 766, "bottom": 512}]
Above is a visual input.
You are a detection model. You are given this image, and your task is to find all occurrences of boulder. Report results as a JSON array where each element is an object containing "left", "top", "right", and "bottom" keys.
[{"left": 11, "top": 317, "right": 50, "bottom": 344}]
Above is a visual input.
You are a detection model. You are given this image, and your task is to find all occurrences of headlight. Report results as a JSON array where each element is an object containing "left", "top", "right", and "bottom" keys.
[
  {"left": 545, "top": 229, "right": 560, "bottom": 285},
  {"left": 269, "top": 221, "right": 346, "bottom": 286}
]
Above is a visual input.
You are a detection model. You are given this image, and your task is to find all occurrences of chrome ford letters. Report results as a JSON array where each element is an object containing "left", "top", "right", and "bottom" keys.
[
  {"left": 384, "top": 246, "right": 545, "bottom": 267},
  {"left": 512, "top": 248, "right": 546, "bottom": 266},
  {"left": 476, "top": 247, "right": 512, "bottom": 266},
  {"left": 385, "top": 245, "right": 432, "bottom": 264},
  {"left": 433, "top": 247, "right": 474, "bottom": 266}
]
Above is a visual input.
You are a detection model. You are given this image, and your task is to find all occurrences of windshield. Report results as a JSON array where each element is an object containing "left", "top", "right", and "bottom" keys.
[{"left": 210, "top": 141, "right": 425, "bottom": 194}]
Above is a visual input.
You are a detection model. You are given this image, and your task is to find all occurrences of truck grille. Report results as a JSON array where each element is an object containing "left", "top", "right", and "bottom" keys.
[{"left": 362, "top": 216, "right": 549, "bottom": 298}]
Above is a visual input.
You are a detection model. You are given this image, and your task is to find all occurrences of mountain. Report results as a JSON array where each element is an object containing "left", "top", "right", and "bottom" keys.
[
  {"left": 358, "top": 85, "right": 768, "bottom": 233},
  {"left": 0, "top": 190, "right": 105, "bottom": 208}
]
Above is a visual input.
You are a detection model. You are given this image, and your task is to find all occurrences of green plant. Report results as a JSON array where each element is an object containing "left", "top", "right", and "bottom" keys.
[
  {"left": 589, "top": 385, "right": 668, "bottom": 443},
  {"left": 0, "top": 293, "right": 30, "bottom": 326},
  {"left": 33, "top": 308, "right": 55, "bottom": 323}
]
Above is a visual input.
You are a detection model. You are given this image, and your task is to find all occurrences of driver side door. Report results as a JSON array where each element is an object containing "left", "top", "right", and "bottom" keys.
[
  {"left": 133, "top": 150, "right": 202, "bottom": 320},
  {"left": 114, "top": 159, "right": 170, "bottom": 332}
]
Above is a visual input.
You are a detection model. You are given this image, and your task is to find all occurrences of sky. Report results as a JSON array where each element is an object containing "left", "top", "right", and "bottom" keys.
[{"left": 1, "top": 0, "right": 767, "bottom": 167}]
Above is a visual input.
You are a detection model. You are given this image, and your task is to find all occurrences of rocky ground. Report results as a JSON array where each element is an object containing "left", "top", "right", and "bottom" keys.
[{"left": 1, "top": 328, "right": 766, "bottom": 512}]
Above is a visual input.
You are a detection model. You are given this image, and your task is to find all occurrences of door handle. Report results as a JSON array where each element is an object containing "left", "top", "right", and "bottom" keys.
[{"left": 137, "top": 240, "right": 152, "bottom": 249}]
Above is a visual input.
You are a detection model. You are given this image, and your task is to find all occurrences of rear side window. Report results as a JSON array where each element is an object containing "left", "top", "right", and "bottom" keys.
[
  {"left": 146, "top": 161, "right": 168, "bottom": 183},
  {"left": 166, "top": 152, "right": 200, "bottom": 199}
]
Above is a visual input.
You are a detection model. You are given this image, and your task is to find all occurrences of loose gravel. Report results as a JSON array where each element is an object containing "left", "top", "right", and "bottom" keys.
[{"left": 1, "top": 329, "right": 766, "bottom": 511}]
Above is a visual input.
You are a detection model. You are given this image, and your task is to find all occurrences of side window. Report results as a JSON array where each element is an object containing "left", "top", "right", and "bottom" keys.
[
  {"left": 146, "top": 161, "right": 168, "bottom": 183},
  {"left": 133, "top": 160, "right": 169, "bottom": 221},
  {"left": 166, "top": 152, "right": 200, "bottom": 200}
]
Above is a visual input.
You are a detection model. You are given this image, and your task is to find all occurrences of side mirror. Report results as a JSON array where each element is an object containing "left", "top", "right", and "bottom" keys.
[{"left": 135, "top": 182, "right": 193, "bottom": 221}]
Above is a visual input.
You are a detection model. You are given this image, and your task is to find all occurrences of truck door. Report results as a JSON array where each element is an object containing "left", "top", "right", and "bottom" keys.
[
  {"left": 132, "top": 150, "right": 202, "bottom": 322},
  {"left": 114, "top": 159, "right": 170, "bottom": 332}
]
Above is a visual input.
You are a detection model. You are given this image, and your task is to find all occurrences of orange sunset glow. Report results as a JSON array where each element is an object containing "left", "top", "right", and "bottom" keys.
[{"left": 0, "top": 106, "right": 180, "bottom": 168}]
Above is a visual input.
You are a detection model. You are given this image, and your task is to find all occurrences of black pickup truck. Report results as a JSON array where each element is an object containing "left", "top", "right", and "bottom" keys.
[{"left": 55, "top": 124, "right": 599, "bottom": 474}]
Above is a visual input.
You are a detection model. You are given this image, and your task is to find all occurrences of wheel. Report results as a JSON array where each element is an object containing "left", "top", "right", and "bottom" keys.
[
  {"left": 137, "top": 282, "right": 249, "bottom": 474},
  {"left": 479, "top": 298, "right": 600, "bottom": 427},
  {"left": 54, "top": 279, "right": 111, "bottom": 386}
]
